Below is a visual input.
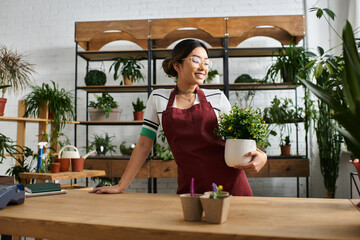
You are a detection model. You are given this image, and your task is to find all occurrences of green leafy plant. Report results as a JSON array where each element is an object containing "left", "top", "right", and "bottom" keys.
[
  {"left": 151, "top": 131, "right": 174, "bottom": 161},
  {"left": 0, "top": 133, "right": 22, "bottom": 164},
  {"left": 89, "top": 92, "right": 119, "bottom": 118},
  {"left": 84, "top": 69, "right": 107, "bottom": 86},
  {"left": 91, "top": 177, "right": 121, "bottom": 187},
  {"left": 0, "top": 45, "right": 35, "bottom": 98},
  {"left": 264, "top": 42, "right": 310, "bottom": 83},
  {"left": 6, "top": 146, "right": 36, "bottom": 183},
  {"left": 132, "top": 97, "right": 146, "bottom": 112},
  {"left": 109, "top": 57, "right": 145, "bottom": 84},
  {"left": 23, "top": 81, "right": 75, "bottom": 132},
  {"left": 87, "top": 133, "right": 117, "bottom": 156},
  {"left": 216, "top": 104, "right": 270, "bottom": 148},
  {"left": 205, "top": 69, "right": 221, "bottom": 83},
  {"left": 119, "top": 142, "right": 135, "bottom": 156}
]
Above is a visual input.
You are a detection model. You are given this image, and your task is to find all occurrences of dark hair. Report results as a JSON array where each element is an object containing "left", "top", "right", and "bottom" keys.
[{"left": 162, "top": 39, "right": 209, "bottom": 77}]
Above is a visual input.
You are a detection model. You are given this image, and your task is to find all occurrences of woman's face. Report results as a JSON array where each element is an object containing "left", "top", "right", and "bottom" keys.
[{"left": 176, "top": 46, "right": 210, "bottom": 86}]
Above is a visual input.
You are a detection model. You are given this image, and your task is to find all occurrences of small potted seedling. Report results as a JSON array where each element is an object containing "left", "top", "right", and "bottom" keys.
[
  {"left": 179, "top": 177, "right": 203, "bottom": 222},
  {"left": 200, "top": 183, "right": 232, "bottom": 224},
  {"left": 132, "top": 97, "right": 146, "bottom": 121}
]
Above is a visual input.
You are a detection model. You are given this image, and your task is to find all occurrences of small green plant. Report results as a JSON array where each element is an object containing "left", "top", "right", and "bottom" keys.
[
  {"left": 87, "top": 133, "right": 117, "bottom": 156},
  {"left": 91, "top": 177, "right": 121, "bottom": 187},
  {"left": 23, "top": 81, "right": 75, "bottom": 133},
  {"left": 205, "top": 69, "right": 221, "bottom": 83},
  {"left": 119, "top": 142, "right": 135, "bottom": 156},
  {"left": 0, "top": 45, "right": 35, "bottom": 98},
  {"left": 151, "top": 131, "right": 174, "bottom": 161},
  {"left": 89, "top": 92, "right": 119, "bottom": 118},
  {"left": 109, "top": 57, "right": 145, "bottom": 84},
  {"left": 0, "top": 133, "right": 21, "bottom": 163},
  {"left": 132, "top": 97, "right": 146, "bottom": 112},
  {"left": 84, "top": 69, "right": 107, "bottom": 86},
  {"left": 6, "top": 146, "right": 36, "bottom": 183},
  {"left": 264, "top": 42, "right": 310, "bottom": 83},
  {"left": 215, "top": 104, "right": 270, "bottom": 148},
  {"left": 212, "top": 183, "right": 223, "bottom": 199}
]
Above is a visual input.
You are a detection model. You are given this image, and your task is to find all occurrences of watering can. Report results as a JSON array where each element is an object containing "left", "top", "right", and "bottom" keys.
[{"left": 58, "top": 145, "right": 96, "bottom": 159}]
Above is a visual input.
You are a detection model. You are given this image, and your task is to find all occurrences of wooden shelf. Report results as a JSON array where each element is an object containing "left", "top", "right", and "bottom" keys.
[
  {"left": 78, "top": 120, "right": 143, "bottom": 125},
  {"left": 77, "top": 85, "right": 148, "bottom": 92},
  {"left": 19, "top": 169, "right": 106, "bottom": 182},
  {"left": 0, "top": 116, "right": 48, "bottom": 123}
]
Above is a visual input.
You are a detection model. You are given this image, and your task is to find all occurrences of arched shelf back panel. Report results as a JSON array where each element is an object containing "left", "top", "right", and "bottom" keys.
[
  {"left": 87, "top": 31, "right": 147, "bottom": 51},
  {"left": 150, "top": 17, "right": 226, "bottom": 39},
  {"left": 228, "top": 26, "right": 300, "bottom": 47},
  {"left": 75, "top": 20, "right": 149, "bottom": 50},
  {"left": 153, "top": 29, "right": 222, "bottom": 49}
]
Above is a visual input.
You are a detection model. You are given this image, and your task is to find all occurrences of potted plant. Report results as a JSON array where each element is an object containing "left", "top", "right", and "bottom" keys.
[
  {"left": 23, "top": 81, "right": 75, "bottom": 135},
  {"left": 264, "top": 42, "right": 310, "bottom": 83},
  {"left": 200, "top": 183, "right": 232, "bottom": 224},
  {"left": 216, "top": 104, "right": 269, "bottom": 166},
  {"left": 84, "top": 69, "right": 107, "bottom": 86},
  {"left": 151, "top": 131, "right": 174, "bottom": 161},
  {"left": 119, "top": 142, "right": 135, "bottom": 156},
  {"left": 0, "top": 45, "right": 35, "bottom": 116},
  {"left": 87, "top": 133, "right": 117, "bottom": 156},
  {"left": 263, "top": 96, "right": 304, "bottom": 156},
  {"left": 0, "top": 133, "right": 22, "bottom": 164},
  {"left": 6, "top": 146, "right": 36, "bottom": 183},
  {"left": 205, "top": 69, "right": 221, "bottom": 84},
  {"left": 132, "top": 97, "right": 146, "bottom": 121},
  {"left": 109, "top": 57, "right": 145, "bottom": 85},
  {"left": 179, "top": 178, "right": 203, "bottom": 222},
  {"left": 88, "top": 92, "right": 122, "bottom": 121}
]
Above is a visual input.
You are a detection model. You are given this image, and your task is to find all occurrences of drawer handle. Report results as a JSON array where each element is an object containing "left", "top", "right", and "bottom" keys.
[
  {"left": 165, "top": 167, "right": 171, "bottom": 172},
  {"left": 286, "top": 166, "right": 291, "bottom": 171}
]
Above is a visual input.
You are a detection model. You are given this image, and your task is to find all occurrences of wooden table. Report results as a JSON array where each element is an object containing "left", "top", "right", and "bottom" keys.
[
  {"left": 0, "top": 191, "right": 359, "bottom": 240},
  {"left": 19, "top": 169, "right": 106, "bottom": 184}
]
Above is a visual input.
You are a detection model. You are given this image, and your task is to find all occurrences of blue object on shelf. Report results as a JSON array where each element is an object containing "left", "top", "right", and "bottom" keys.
[{"left": 0, "top": 183, "right": 25, "bottom": 210}]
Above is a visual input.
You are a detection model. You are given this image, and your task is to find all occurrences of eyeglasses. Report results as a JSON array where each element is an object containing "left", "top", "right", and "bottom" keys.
[{"left": 182, "top": 56, "right": 213, "bottom": 69}]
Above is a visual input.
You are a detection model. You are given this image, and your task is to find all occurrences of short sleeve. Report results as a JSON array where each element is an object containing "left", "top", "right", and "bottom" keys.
[{"left": 140, "top": 92, "right": 160, "bottom": 140}]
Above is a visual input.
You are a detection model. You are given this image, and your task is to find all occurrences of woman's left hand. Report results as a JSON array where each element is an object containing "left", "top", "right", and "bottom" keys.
[{"left": 233, "top": 149, "right": 267, "bottom": 172}]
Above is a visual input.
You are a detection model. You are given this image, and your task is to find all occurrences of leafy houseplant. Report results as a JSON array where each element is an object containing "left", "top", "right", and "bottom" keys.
[
  {"left": 216, "top": 104, "right": 269, "bottom": 166},
  {"left": 0, "top": 133, "right": 21, "bottom": 164},
  {"left": 6, "top": 146, "right": 36, "bottom": 183},
  {"left": 205, "top": 69, "right": 221, "bottom": 83},
  {"left": 151, "top": 131, "right": 174, "bottom": 161},
  {"left": 263, "top": 96, "right": 304, "bottom": 155},
  {"left": 87, "top": 133, "right": 117, "bottom": 156},
  {"left": 132, "top": 97, "right": 146, "bottom": 121},
  {"left": 119, "top": 142, "right": 135, "bottom": 156},
  {"left": 264, "top": 42, "right": 310, "bottom": 83},
  {"left": 109, "top": 57, "right": 145, "bottom": 85},
  {"left": 84, "top": 69, "right": 107, "bottom": 86},
  {"left": 23, "top": 81, "right": 75, "bottom": 136},
  {"left": 0, "top": 45, "right": 35, "bottom": 116},
  {"left": 88, "top": 92, "right": 121, "bottom": 121}
]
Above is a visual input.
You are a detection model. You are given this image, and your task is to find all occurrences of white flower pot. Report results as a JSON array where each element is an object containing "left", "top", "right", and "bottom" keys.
[
  {"left": 212, "top": 74, "right": 220, "bottom": 84},
  {"left": 224, "top": 139, "right": 256, "bottom": 167}
]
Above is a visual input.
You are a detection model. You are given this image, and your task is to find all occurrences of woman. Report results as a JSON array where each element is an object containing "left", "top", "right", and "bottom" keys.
[{"left": 90, "top": 39, "right": 267, "bottom": 196}]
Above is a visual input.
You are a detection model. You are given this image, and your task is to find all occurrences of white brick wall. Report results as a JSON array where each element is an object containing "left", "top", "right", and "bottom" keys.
[{"left": 1, "top": 0, "right": 357, "bottom": 199}]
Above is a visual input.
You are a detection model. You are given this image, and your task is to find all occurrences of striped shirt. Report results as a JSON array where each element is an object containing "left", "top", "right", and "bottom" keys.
[{"left": 140, "top": 88, "right": 231, "bottom": 140}]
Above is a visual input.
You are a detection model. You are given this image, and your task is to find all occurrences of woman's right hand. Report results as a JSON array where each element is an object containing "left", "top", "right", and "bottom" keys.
[{"left": 89, "top": 185, "right": 124, "bottom": 194}]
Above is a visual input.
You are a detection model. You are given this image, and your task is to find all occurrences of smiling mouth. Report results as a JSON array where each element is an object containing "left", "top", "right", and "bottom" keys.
[{"left": 195, "top": 73, "right": 205, "bottom": 79}]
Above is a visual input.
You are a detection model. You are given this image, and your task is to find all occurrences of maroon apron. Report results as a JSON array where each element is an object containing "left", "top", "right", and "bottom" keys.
[{"left": 162, "top": 86, "right": 253, "bottom": 196}]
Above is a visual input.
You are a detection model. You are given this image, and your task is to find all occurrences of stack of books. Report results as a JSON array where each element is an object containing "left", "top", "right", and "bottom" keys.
[{"left": 25, "top": 182, "right": 67, "bottom": 197}]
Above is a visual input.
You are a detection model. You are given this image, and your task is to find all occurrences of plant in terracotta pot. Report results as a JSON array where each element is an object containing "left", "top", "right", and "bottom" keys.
[
  {"left": 84, "top": 69, "right": 107, "bottom": 86},
  {"left": 132, "top": 97, "right": 146, "bottom": 121},
  {"left": 87, "top": 133, "right": 117, "bottom": 156},
  {"left": 215, "top": 104, "right": 269, "bottom": 166},
  {"left": 109, "top": 57, "right": 145, "bottom": 85},
  {"left": 23, "top": 81, "right": 75, "bottom": 137},
  {"left": 200, "top": 183, "right": 232, "bottom": 224},
  {"left": 0, "top": 45, "right": 35, "bottom": 116},
  {"left": 88, "top": 92, "right": 121, "bottom": 121}
]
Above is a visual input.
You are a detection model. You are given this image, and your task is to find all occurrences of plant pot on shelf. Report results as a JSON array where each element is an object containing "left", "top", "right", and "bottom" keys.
[
  {"left": 88, "top": 108, "right": 122, "bottom": 121},
  {"left": 280, "top": 145, "right": 291, "bottom": 156},
  {"left": 54, "top": 158, "right": 70, "bottom": 172},
  {"left": 224, "top": 139, "right": 256, "bottom": 167},
  {"left": 133, "top": 111, "right": 144, "bottom": 121},
  {"left": 124, "top": 76, "right": 133, "bottom": 86},
  {"left": 0, "top": 98, "right": 7, "bottom": 116},
  {"left": 50, "top": 162, "right": 60, "bottom": 173},
  {"left": 71, "top": 158, "right": 84, "bottom": 172},
  {"left": 200, "top": 194, "right": 232, "bottom": 224},
  {"left": 179, "top": 193, "right": 203, "bottom": 222}
]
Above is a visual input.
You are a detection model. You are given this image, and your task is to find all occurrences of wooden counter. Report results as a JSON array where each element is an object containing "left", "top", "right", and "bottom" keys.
[{"left": 0, "top": 191, "right": 359, "bottom": 240}]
